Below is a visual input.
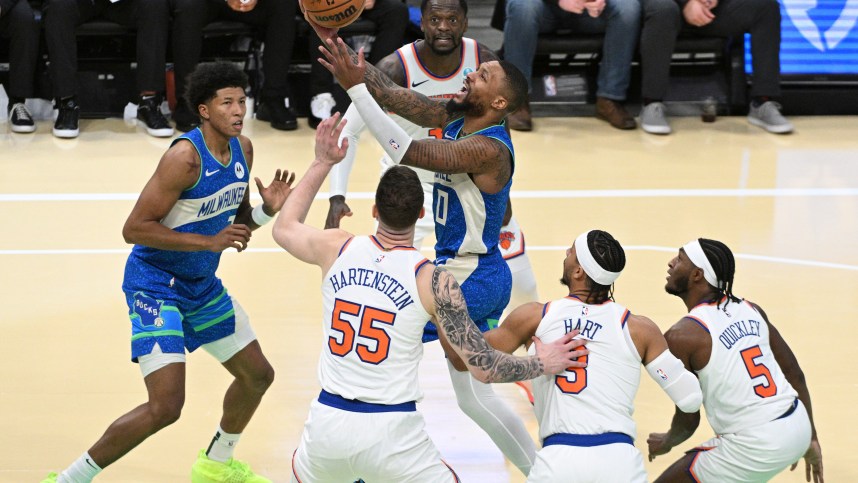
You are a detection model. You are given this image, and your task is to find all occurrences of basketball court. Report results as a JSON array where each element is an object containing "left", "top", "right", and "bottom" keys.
[{"left": 1, "top": 113, "right": 856, "bottom": 482}]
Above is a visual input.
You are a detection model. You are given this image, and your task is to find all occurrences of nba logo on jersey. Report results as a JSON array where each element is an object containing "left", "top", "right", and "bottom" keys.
[
  {"left": 581, "top": 306, "right": 589, "bottom": 316},
  {"left": 388, "top": 139, "right": 400, "bottom": 150},
  {"left": 235, "top": 163, "right": 245, "bottom": 179},
  {"left": 375, "top": 255, "right": 385, "bottom": 263}
]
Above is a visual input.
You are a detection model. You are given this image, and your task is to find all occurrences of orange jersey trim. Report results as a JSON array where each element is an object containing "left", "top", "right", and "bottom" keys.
[
  {"left": 621, "top": 309, "right": 631, "bottom": 328},
  {"left": 415, "top": 258, "right": 431, "bottom": 275},
  {"left": 408, "top": 39, "right": 468, "bottom": 81}
]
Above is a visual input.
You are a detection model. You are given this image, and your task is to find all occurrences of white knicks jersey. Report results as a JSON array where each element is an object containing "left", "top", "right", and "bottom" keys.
[
  {"left": 320, "top": 236, "right": 432, "bottom": 405},
  {"left": 690, "top": 298, "right": 797, "bottom": 435},
  {"left": 380, "top": 38, "right": 483, "bottom": 183},
  {"left": 527, "top": 296, "right": 642, "bottom": 441}
]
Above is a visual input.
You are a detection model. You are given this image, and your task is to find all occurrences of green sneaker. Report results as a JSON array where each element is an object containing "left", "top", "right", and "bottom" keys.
[
  {"left": 191, "top": 449, "right": 271, "bottom": 483},
  {"left": 41, "top": 473, "right": 58, "bottom": 483}
]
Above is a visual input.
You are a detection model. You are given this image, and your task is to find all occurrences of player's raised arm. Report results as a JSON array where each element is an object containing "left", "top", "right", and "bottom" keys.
[
  {"left": 419, "top": 266, "right": 587, "bottom": 383},
  {"left": 272, "top": 115, "right": 352, "bottom": 271}
]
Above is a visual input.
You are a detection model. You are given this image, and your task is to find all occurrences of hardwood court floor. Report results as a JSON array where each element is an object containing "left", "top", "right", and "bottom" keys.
[{"left": 2, "top": 114, "right": 856, "bottom": 482}]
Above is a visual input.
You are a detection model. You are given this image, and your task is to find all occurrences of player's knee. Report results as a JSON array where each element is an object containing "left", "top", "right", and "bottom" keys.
[
  {"left": 149, "top": 397, "right": 184, "bottom": 429},
  {"left": 243, "top": 361, "right": 275, "bottom": 394}
]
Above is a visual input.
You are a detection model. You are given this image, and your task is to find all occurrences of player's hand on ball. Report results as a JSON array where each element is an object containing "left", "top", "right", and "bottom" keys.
[{"left": 318, "top": 38, "right": 366, "bottom": 90}]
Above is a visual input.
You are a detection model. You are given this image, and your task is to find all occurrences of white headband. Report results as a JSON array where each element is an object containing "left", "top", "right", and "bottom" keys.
[
  {"left": 682, "top": 240, "right": 720, "bottom": 288},
  {"left": 574, "top": 231, "right": 621, "bottom": 286}
]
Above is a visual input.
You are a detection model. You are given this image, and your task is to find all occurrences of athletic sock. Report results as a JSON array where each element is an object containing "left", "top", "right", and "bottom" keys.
[
  {"left": 206, "top": 426, "right": 241, "bottom": 463},
  {"left": 58, "top": 452, "right": 102, "bottom": 483},
  {"left": 447, "top": 360, "right": 536, "bottom": 475}
]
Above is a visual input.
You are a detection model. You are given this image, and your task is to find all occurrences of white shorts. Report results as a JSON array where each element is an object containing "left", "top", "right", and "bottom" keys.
[
  {"left": 526, "top": 441, "right": 646, "bottom": 483},
  {"left": 137, "top": 297, "right": 256, "bottom": 377},
  {"left": 292, "top": 397, "right": 459, "bottom": 483},
  {"left": 689, "top": 400, "right": 811, "bottom": 482}
]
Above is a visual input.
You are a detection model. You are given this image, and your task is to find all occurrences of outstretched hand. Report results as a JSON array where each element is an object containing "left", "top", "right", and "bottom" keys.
[
  {"left": 791, "top": 438, "right": 823, "bottom": 483},
  {"left": 315, "top": 113, "right": 349, "bottom": 166},
  {"left": 318, "top": 37, "right": 367, "bottom": 91},
  {"left": 532, "top": 330, "right": 588, "bottom": 375},
  {"left": 255, "top": 169, "right": 296, "bottom": 216}
]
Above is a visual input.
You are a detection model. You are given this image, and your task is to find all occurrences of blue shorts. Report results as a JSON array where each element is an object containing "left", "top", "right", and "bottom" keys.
[
  {"left": 422, "top": 254, "right": 512, "bottom": 343},
  {"left": 126, "top": 287, "right": 238, "bottom": 362}
]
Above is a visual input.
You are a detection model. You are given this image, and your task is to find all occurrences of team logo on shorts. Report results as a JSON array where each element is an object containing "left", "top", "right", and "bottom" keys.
[
  {"left": 499, "top": 231, "right": 515, "bottom": 250},
  {"left": 235, "top": 162, "right": 245, "bottom": 179},
  {"left": 154, "top": 317, "right": 165, "bottom": 327}
]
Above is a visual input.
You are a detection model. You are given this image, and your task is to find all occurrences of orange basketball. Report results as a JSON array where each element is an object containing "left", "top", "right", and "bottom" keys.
[{"left": 302, "top": 0, "right": 366, "bottom": 29}]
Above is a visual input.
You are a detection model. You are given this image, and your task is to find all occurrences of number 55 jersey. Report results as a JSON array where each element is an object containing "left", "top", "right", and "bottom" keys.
[{"left": 320, "top": 236, "right": 432, "bottom": 404}]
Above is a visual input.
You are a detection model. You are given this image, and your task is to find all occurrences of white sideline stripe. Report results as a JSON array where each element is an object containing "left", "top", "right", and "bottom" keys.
[
  {"left": 2, "top": 187, "right": 858, "bottom": 202},
  {"left": 2, "top": 245, "right": 856, "bottom": 271}
]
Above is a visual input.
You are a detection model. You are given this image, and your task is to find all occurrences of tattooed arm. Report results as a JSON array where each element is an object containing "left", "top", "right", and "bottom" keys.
[
  {"left": 418, "top": 265, "right": 585, "bottom": 383},
  {"left": 319, "top": 36, "right": 452, "bottom": 128}
]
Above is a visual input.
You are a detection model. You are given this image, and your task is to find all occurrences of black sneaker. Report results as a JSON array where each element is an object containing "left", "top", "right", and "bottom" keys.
[
  {"left": 9, "top": 102, "right": 36, "bottom": 133},
  {"left": 256, "top": 97, "right": 298, "bottom": 131},
  {"left": 137, "top": 95, "right": 174, "bottom": 137},
  {"left": 53, "top": 97, "right": 80, "bottom": 138},
  {"left": 173, "top": 99, "right": 199, "bottom": 133}
]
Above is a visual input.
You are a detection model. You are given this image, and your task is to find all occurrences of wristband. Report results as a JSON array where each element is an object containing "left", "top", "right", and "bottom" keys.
[{"left": 251, "top": 204, "right": 274, "bottom": 226}]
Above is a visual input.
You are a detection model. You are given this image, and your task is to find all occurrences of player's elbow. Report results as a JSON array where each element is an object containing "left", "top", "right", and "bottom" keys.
[
  {"left": 271, "top": 223, "right": 293, "bottom": 250},
  {"left": 676, "top": 389, "right": 703, "bottom": 413}
]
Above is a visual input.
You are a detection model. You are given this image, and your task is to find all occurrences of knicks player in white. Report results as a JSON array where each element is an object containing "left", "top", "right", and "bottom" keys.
[
  {"left": 271, "top": 114, "right": 587, "bottom": 482},
  {"left": 648, "top": 238, "right": 823, "bottom": 482},
  {"left": 484, "top": 230, "right": 704, "bottom": 482},
  {"left": 307, "top": 11, "right": 544, "bottom": 475},
  {"left": 324, "top": 0, "right": 539, "bottom": 317}
]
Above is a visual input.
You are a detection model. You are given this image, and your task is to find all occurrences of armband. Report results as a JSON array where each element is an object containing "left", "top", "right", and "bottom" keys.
[
  {"left": 251, "top": 204, "right": 274, "bottom": 226},
  {"left": 646, "top": 350, "right": 703, "bottom": 413}
]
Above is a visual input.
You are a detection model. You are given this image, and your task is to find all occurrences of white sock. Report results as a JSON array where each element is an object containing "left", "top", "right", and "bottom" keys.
[
  {"left": 447, "top": 360, "right": 536, "bottom": 475},
  {"left": 58, "top": 452, "right": 101, "bottom": 483},
  {"left": 206, "top": 426, "right": 241, "bottom": 463}
]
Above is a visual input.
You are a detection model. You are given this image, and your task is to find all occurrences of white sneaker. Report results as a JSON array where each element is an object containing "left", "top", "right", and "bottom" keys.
[
  {"left": 311, "top": 93, "right": 336, "bottom": 120},
  {"left": 748, "top": 101, "right": 793, "bottom": 134},
  {"left": 640, "top": 102, "right": 671, "bottom": 135}
]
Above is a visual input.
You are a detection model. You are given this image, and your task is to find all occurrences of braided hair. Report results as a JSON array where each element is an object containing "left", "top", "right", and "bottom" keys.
[
  {"left": 584, "top": 230, "right": 626, "bottom": 304},
  {"left": 699, "top": 238, "right": 741, "bottom": 310}
]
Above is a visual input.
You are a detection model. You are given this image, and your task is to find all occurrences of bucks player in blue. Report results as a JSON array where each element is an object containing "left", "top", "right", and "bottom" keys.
[
  {"left": 307, "top": 19, "right": 541, "bottom": 475},
  {"left": 44, "top": 62, "right": 294, "bottom": 483}
]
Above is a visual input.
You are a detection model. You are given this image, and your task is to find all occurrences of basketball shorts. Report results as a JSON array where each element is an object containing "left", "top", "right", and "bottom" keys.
[
  {"left": 526, "top": 435, "right": 646, "bottom": 483},
  {"left": 687, "top": 399, "right": 812, "bottom": 482},
  {"left": 422, "top": 254, "right": 512, "bottom": 343},
  {"left": 127, "top": 287, "right": 252, "bottom": 365},
  {"left": 291, "top": 392, "right": 459, "bottom": 483}
]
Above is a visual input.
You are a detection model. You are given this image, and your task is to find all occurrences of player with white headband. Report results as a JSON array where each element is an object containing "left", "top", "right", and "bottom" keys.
[
  {"left": 649, "top": 238, "right": 822, "bottom": 483},
  {"left": 485, "top": 229, "right": 703, "bottom": 482}
]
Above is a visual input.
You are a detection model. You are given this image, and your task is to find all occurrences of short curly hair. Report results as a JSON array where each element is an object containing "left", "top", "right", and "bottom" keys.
[{"left": 185, "top": 62, "right": 248, "bottom": 115}]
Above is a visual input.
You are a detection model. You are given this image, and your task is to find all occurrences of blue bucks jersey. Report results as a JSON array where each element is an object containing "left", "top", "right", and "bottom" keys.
[
  {"left": 433, "top": 118, "right": 514, "bottom": 262},
  {"left": 123, "top": 128, "right": 249, "bottom": 294}
]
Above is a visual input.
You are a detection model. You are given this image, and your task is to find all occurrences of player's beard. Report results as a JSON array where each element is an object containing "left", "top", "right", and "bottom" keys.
[
  {"left": 665, "top": 272, "right": 690, "bottom": 296},
  {"left": 428, "top": 36, "right": 461, "bottom": 56},
  {"left": 446, "top": 97, "right": 484, "bottom": 117}
]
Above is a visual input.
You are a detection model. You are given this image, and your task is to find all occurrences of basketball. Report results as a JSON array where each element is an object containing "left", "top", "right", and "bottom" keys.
[{"left": 302, "top": 0, "right": 366, "bottom": 29}]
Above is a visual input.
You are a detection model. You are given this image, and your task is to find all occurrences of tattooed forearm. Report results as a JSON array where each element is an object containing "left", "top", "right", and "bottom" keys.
[
  {"left": 403, "top": 137, "right": 512, "bottom": 183},
  {"left": 432, "top": 267, "right": 544, "bottom": 383},
  {"left": 342, "top": 45, "right": 450, "bottom": 128}
]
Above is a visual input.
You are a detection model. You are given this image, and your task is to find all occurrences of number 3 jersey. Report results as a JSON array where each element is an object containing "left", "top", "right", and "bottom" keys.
[
  {"left": 689, "top": 298, "right": 798, "bottom": 435},
  {"left": 527, "top": 296, "right": 642, "bottom": 441},
  {"left": 320, "top": 236, "right": 432, "bottom": 405}
]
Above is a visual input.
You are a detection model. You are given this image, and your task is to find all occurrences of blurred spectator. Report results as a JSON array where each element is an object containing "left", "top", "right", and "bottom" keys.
[
  {"left": 639, "top": 0, "right": 792, "bottom": 134},
  {"left": 306, "top": 0, "right": 409, "bottom": 129},
  {"left": 171, "top": 0, "right": 299, "bottom": 132},
  {"left": 0, "top": 0, "right": 39, "bottom": 133},
  {"left": 42, "top": 0, "right": 173, "bottom": 138},
  {"left": 503, "top": 0, "right": 640, "bottom": 131}
]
